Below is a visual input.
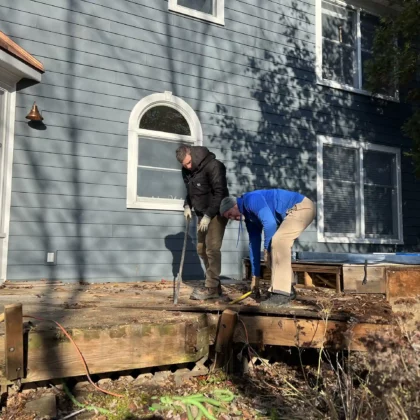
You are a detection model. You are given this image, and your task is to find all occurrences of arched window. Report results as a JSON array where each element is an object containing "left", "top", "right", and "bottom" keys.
[{"left": 127, "top": 91, "right": 203, "bottom": 210}]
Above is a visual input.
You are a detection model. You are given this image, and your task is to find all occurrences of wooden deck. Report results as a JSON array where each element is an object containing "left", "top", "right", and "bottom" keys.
[{"left": 0, "top": 278, "right": 409, "bottom": 388}]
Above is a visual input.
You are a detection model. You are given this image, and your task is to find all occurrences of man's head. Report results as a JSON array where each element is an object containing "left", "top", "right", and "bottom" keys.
[
  {"left": 176, "top": 145, "right": 192, "bottom": 170},
  {"left": 220, "top": 196, "right": 241, "bottom": 220}
]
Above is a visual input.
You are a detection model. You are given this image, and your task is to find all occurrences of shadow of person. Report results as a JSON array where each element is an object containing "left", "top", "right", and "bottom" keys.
[{"left": 164, "top": 231, "right": 204, "bottom": 282}]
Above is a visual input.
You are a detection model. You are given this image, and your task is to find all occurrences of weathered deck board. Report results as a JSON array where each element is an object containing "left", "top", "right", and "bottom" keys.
[{"left": 0, "top": 280, "right": 393, "bottom": 325}]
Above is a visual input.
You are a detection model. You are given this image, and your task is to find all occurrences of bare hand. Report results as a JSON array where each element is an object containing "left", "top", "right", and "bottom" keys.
[{"left": 264, "top": 249, "right": 272, "bottom": 268}]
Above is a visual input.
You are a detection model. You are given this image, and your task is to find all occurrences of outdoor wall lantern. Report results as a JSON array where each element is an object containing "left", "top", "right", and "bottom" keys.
[{"left": 25, "top": 102, "right": 43, "bottom": 121}]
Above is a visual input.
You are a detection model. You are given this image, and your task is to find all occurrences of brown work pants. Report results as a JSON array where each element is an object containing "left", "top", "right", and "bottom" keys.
[
  {"left": 270, "top": 197, "right": 316, "bottom": 295},
  {"left": 197, "top": 215, "right": 228, "bottom": 288}
]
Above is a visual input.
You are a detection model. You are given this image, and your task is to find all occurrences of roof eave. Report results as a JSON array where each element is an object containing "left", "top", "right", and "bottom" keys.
[{"left": 0, "top": 49, "right": 42, "bottom": 85}]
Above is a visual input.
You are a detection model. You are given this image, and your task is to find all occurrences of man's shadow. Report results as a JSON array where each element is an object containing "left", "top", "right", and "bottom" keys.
[{"left": 164, "top": 231, "right": 204, "bottom": 281}]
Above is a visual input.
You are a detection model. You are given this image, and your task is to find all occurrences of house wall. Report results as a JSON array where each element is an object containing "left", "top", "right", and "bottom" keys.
[{"left": 0, "top": 0, "right": 418, "bottom": 282}]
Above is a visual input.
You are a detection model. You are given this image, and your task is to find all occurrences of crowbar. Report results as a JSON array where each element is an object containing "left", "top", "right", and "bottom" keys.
[{"left": 174, "top": 217, "right": 190, "bottom": 304}]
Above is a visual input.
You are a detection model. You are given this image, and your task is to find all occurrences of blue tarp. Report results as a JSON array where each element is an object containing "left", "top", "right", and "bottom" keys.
[{"left": 296, "top": 252, "right": 420, "bottom": 265}]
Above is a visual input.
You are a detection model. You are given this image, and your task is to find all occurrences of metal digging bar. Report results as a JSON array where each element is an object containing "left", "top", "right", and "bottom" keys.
[{"left": 174, "top": 217, "right": 190, "bottom": 304}]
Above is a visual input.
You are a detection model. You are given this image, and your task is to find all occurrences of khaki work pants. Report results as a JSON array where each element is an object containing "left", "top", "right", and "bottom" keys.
[
  {"left": 270, "top": 197, "right": 316, "bottom": 295},
  {"left": 197, "top": 215, "right": 228, "bottom": 288}
]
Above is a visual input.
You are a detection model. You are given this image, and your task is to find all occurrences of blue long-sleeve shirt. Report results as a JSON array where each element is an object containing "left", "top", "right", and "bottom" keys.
[{"left": 237, "top": 189, "right": 305, "bottom": 276}]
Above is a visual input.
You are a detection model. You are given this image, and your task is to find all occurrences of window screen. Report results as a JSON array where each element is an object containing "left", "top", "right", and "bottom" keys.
[
  {"left": 323, "top": 144, "right": 358, "bottom": 234},
  {"left": 364, "top": 150, "right": 396, "bottom": 235},
  {"left": 319, "top": 137, "right": 401, "bottom": 242}
]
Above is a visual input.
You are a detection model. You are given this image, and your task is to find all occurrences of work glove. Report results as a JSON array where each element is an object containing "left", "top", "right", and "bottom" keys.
[
  {"left": 184, "top": 206, "right": 192, "bottom": 220},
  {"left": 264, "top": 249, "right": 272, "bottom": 269},
  {"left": 198, "top": 215, "right": 211, "bottom": 232}
]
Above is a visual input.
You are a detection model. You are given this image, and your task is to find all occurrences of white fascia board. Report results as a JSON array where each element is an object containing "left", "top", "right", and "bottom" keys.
[{"left": 0, "top": 50, "right": 42, "bottom": 84}]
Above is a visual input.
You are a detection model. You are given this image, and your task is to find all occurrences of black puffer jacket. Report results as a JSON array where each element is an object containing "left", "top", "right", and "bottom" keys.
[{"left": 182, "top": 146, "right": 229, "bottom": 218}]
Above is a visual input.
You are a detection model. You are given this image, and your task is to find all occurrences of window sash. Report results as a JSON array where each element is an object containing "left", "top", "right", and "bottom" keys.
[
  {"left": 178, "top": 0, "right": 215, "bottom": 16},
  {"left": 321, "top": 1, "right": 361, "bottom": 89},
  {"left": 136, "top": 132, "right": 193, "bottom": 203},
  {"left": 317, "top": 0, "right": 398, "bottom": 101},
  {"left": 317, "top": 136, "right": 403, "bottom": 243},
  {"left": 168, "top": 0, "right": 224, "bottom": 25}
]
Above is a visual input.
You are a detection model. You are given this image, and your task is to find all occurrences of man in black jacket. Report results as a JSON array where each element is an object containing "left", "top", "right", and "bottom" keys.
[{"left": 176, "top": 145, "right": 229, "bottom": 300}]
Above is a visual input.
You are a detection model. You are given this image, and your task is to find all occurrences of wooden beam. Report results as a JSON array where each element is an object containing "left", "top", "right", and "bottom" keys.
[
  {"left": 4, "top": 304, "right": 24, "bottom": 381},
  {"left": 292, "top": 263, "right": 342, "bottom": 274},
  {"left": 0, "top": 314, "right": 209, "bottom": 383},
  {"left": 314, "top": 274, "right": 337, "bottom": 289},
  {"left": 108, "top": 304, "right": 352, "bottom": 321},
  {"left": 214, "top": 309, "right": 237, "bottom": 369},
  {"left": 303, "top": 272, "right": 313, "bottom": 287},
  {"left": 207, "top": 314, "right": 397, "bottom": 351},
  {"left": 336, "top": 270, "right": 341, "bottom": 293},
  {"left": 342, "top": 265, "right": 386, "bottom": 293}
]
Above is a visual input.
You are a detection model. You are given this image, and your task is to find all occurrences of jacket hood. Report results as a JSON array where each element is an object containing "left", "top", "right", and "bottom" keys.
[{"left": 190, "top": 146, "right": 215, "bottom": 172}]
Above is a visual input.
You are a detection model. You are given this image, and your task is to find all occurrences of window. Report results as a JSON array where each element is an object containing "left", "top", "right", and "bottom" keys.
[
  {"left": 127, "top": 92, "right": 203, "bottom": 210},
  {"left": 316, "top": 0, "right": 397, "bottom": 100},
  {"left": 168, "top": 0, "right": 224, "bottom": 25},
  {"left": 317, "top": 136, "right": 403, "bottom": 243}
]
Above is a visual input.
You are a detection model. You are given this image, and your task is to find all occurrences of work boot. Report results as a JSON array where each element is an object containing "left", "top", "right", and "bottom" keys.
[
  {"left": 190, "top": 286, "right": 221, "bottom": 300},
  {"left": 260, "top": 287, "right": 296, "bottom": 309}
]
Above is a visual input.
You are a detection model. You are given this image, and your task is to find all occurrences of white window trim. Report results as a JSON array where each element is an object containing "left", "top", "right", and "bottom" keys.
[
  {"left": 127, "top": 91, "right": 203, "bottom": 211},
  {"left": 315, "top": 0, "right": 399, "bottom": 102},
  {"left": 168, "top": 0, "right": 225, "bottom": 25},
  {"left": 317, "top": 135, "right": 403, "bottom": 244}
]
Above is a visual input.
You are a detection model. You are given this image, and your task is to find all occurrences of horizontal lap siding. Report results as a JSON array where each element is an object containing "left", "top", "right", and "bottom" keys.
[{"left": 0, "top": 0, "right": 417, "bottom": 282}]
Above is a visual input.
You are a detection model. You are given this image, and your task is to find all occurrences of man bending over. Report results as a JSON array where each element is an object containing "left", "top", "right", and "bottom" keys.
[{"left": 220, "top": 189, "right": 315, "bottom": 308}]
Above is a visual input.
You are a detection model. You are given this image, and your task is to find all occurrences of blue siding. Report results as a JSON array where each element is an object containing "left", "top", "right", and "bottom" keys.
[{"left": 0, "top": 0, "right": 418, "bottom": 282}]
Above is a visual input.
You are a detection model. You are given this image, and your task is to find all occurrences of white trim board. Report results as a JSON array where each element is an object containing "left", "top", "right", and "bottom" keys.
[
  {"left": 168, "top": 0, "right": 225, "bottom": 25},
  {"left": 127, "top": 91, "right": 203, "bottom": 211},
  {"left": 0, "top": 83, "right": 16, "bottom": 282}
]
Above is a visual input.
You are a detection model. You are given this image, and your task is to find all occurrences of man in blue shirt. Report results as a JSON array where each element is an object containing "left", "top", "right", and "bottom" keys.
[{"left": 220, "top": 189, "right": 315, "bottom": 308}]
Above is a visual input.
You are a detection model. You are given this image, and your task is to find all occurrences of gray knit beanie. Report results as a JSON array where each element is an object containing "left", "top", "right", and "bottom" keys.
[{"left": 220, "top": 196, "right": 237, "bottom": 215}]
